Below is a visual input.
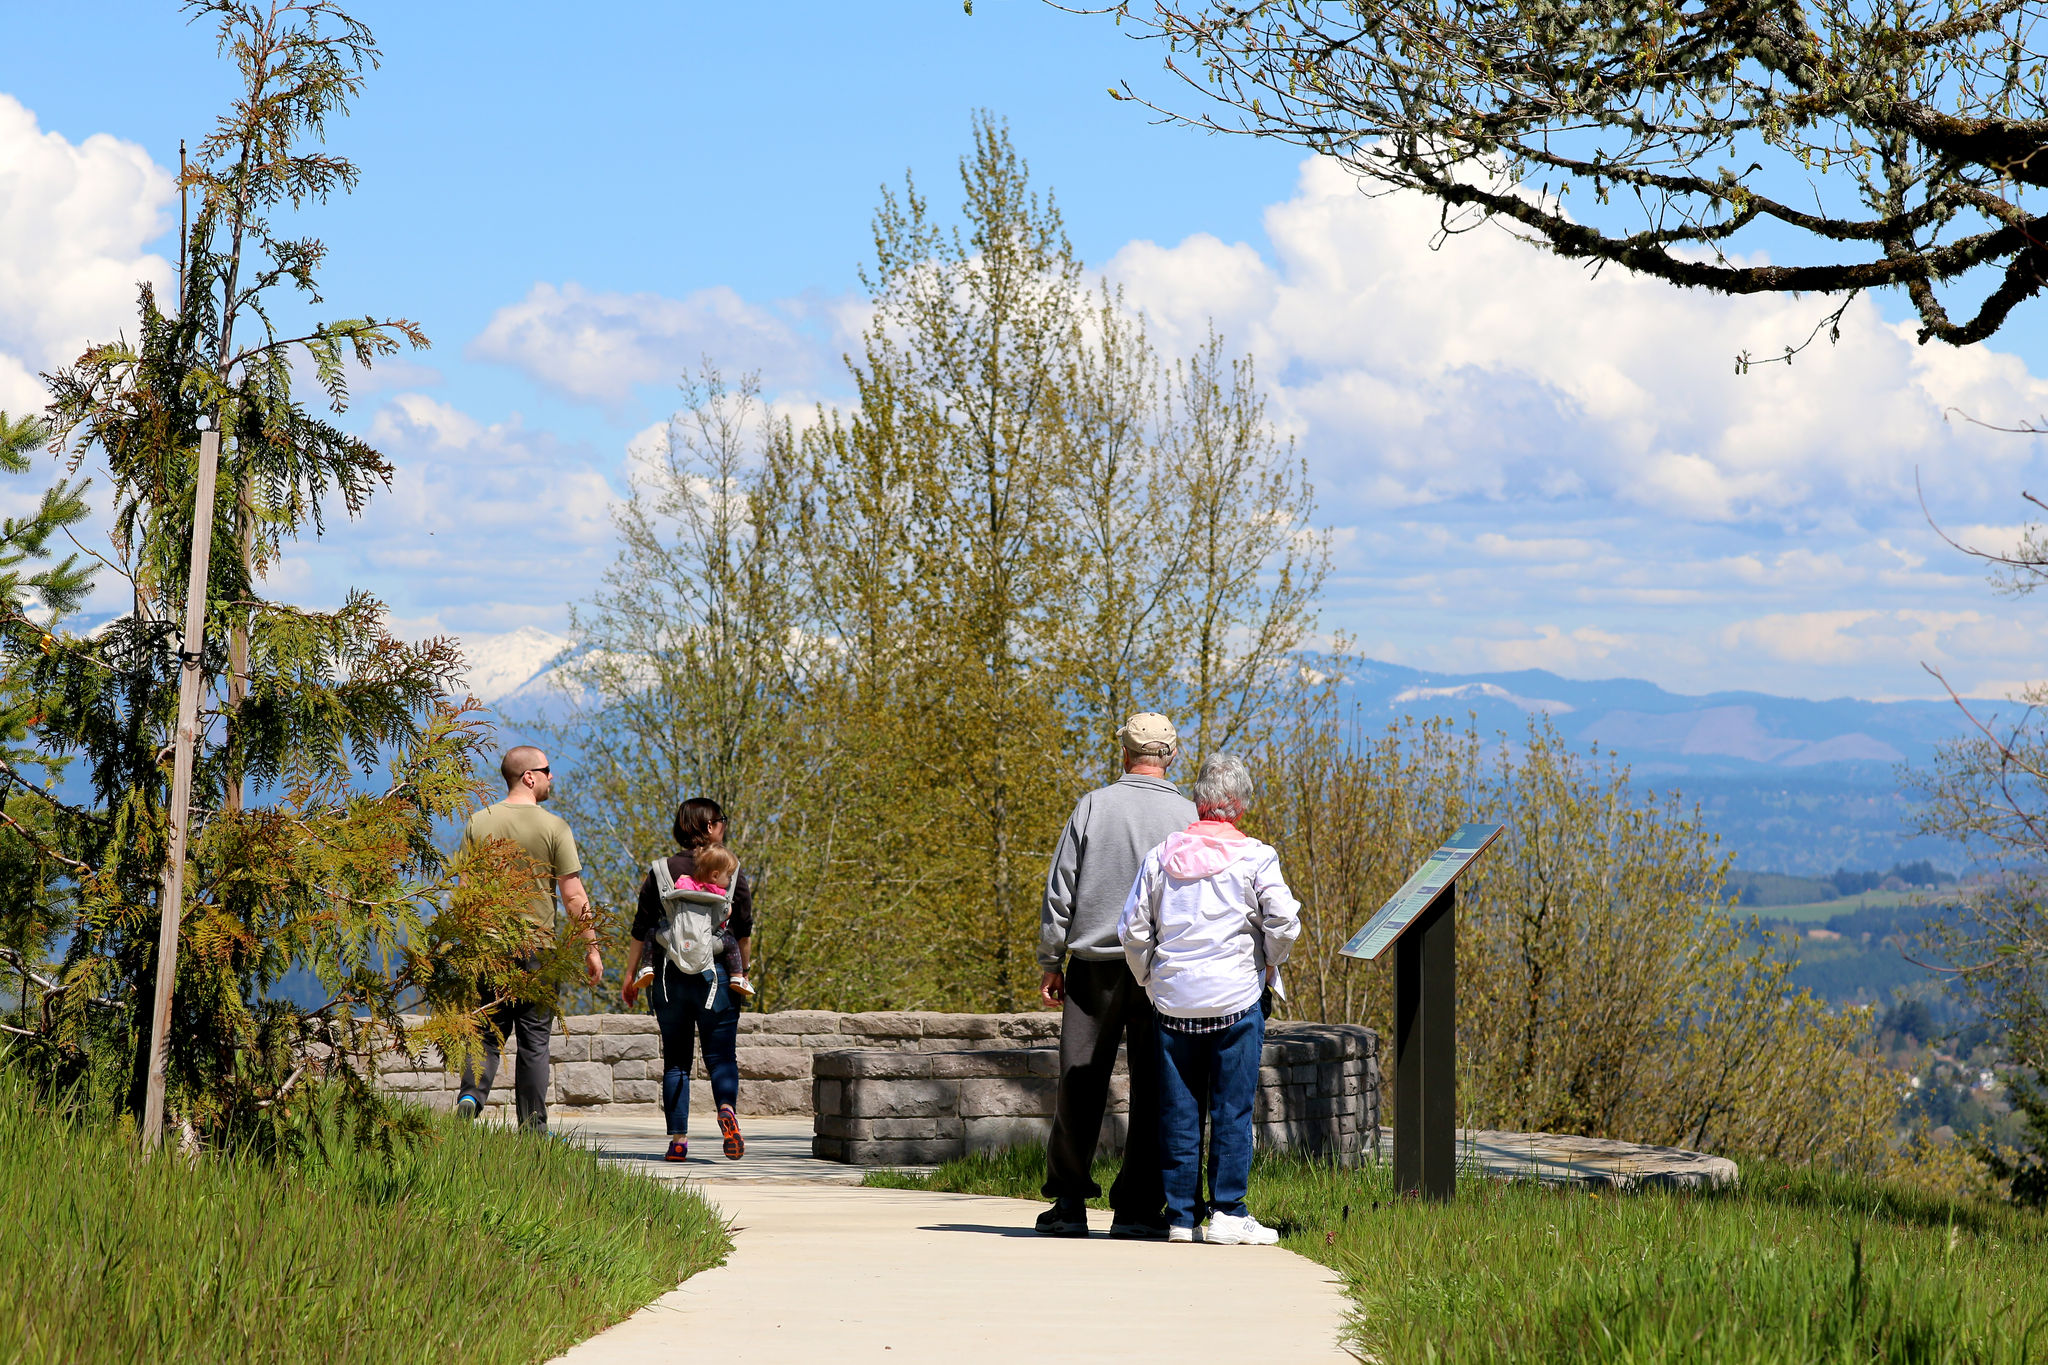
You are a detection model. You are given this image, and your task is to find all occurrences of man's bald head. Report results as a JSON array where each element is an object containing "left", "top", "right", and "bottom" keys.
[{"left": 502, "top": 745, "right": 548, "bottom": 788}]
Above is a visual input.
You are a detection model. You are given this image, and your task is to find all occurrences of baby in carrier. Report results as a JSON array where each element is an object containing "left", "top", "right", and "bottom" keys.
[{"left": 636, "top": 844, "right": 754, "bottom": 1001}]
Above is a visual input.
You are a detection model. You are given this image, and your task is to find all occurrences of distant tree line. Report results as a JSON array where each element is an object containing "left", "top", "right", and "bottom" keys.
[{"left": 1724, "top": 861, "right": 1961, "bottom": 910}]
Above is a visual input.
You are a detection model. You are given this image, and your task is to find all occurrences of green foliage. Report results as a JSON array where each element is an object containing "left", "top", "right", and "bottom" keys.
[
  {"left": 1979, "top": 1070, "right": 2048, "bottom": 1209},
  {"left": 0, "top": 1071, "right": 729, "bottom": 1364},
  {"left": 0, "top": 411, "right": 92, "bottom": 1039},
  {"left": 878, "top": 1144, "right": 2048, "bottom": 1363}
]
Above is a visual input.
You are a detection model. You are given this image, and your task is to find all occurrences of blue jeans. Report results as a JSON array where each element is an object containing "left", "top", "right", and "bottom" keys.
[
  {"left": 647, "top": 957, "right": 740, "bottom": 1137},
  {"left": 1158, "top": 1007, "right": 1265, "bottom": 1229}
]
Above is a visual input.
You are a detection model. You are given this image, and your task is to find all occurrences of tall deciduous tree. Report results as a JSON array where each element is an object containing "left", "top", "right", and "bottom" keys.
[
  {"left": 553, "top": 116, "right": 1326, "bottom": 1012},
  {"left": 1068, "top": 0, "right": 2048, "bottom": 345},
  {"left": 856, "top": 116, "right": 1093, "bottom": 1009},
  {"left": 540, "top": 369, "right": 817, "bottom": 1009}
]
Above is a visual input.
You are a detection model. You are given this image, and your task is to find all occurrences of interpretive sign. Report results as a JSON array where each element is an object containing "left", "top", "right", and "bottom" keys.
[
  {"left": 1338, "top": 822, "right": 1505, "bottom": 961},
  {"left": 1338, "top": 822, "right": 1504, "bottom": 1200}
]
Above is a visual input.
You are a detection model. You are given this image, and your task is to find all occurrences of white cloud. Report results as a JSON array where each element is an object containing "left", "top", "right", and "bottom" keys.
[
  {"left": 1720, "top": 611, "right": 1885, "bottom": 666},
  {"left": 0, "top": 94, "right": 173, "bottom": 409},
  {"left": 364, "top": 393, "right": 615, "bottom": 541},
  {"left": 269, "top": 392, "right": 621, "bottom": 639},
  {"left": 468, "top": 280, "right": 843, "bottom": 405},
  {"left": 1108, "top": 157, "right": 2048, "bottom": 523},
  {"left": 1478, "top": 625, "right": 1629, "bottom": 672}
]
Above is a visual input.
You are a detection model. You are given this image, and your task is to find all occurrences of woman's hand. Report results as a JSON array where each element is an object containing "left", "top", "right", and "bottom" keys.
[{"left": 622, "top": 974, "right": 641, "bottom": 1008}]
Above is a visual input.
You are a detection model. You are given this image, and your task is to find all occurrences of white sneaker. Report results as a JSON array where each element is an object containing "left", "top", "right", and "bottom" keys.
[
  {"left": 1203, "top": 1212, "right": 1279, "bottom": 1245},
  {"left": 1167, "top": 1225, "right": 1195, "bottom": 1244}
]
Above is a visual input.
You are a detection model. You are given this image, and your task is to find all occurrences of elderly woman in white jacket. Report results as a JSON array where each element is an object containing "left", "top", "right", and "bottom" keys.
[{"left": 1117, "top": 752, "right": 1301, "bottom": 1246}]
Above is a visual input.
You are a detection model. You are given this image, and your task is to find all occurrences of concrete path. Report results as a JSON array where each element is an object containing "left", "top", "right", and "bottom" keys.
[
  {"left": 551, "top": 1112, "right": 1360, "bottom": 1364},
  {"left": 562, "top": 1111, "right": 866, "bottom": 1185}
]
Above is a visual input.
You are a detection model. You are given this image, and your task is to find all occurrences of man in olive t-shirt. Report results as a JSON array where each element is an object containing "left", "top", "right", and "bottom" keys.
[{"left": 454, "top": 745, "right": 601, "bottom": 1130}]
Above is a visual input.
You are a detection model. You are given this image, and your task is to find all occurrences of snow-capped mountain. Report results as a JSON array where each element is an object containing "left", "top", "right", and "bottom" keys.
[{"left": 454, "top": 626, "right": 571, "bottom": 705}]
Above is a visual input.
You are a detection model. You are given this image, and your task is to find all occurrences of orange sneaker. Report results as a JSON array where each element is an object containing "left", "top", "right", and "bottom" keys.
[
  {"left": 718, "top": 1105, "right": 745, "bottom": 1160},
  {"left": 664, "top": 1136, "right": 689, "bottom": 1162}
]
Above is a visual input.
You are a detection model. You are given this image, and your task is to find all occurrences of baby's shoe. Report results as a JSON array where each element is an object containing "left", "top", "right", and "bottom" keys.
[{"left": 729, "top": 973, "right": 756, "bottom": 1001}]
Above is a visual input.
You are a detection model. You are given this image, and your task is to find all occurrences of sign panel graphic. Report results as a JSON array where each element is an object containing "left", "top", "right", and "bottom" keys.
[{"left": 1338, "top": 822, "right": 1505, "bottom": 961}]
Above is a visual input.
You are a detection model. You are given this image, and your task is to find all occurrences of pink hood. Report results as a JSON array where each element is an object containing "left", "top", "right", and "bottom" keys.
[{"left": 1161, "top": 822, "right": 1259, "bottom": 880}]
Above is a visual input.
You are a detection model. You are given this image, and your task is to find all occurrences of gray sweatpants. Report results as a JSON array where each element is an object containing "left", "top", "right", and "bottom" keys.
[
  {"left": 1041, "top": 957, "right": 1165, "bottom": 1218},
  {"left": 458, "top": 990, "right": 553, "bottom": 1130}
]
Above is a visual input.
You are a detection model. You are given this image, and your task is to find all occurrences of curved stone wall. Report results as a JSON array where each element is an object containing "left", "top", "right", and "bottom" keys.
[{"left": 373, "top": 1010, "right": 1378, "bottom": 1151}]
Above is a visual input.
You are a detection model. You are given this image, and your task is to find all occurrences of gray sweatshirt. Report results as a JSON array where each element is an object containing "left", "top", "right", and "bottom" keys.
[{"left": 1038, "top": 773, "right": 1199, "bottom": 970}]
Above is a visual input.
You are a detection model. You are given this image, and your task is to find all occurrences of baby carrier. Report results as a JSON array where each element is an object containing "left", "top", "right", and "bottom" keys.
[{"left": 648, "top": 858, "right": 733, "bottom": 974}]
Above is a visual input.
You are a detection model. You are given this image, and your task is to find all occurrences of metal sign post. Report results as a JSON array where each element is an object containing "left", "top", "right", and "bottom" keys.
[
  {"left": 1341, "top": 822, "right": 1504, "bottom": 1201},
  {"left": 141, "top": 423, "right": 220, "bottom": 1151}
]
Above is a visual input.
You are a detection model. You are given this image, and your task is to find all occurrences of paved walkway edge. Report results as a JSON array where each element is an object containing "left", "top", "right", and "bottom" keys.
[{"left": 552, "top": 1183, "right": 1359, "bottom": 1364}]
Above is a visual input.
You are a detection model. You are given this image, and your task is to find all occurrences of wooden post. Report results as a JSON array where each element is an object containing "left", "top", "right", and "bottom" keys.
[
  {"left": 1393, "top": 883, "right": 1456, "bottom": 1200},
  {"left": 141, "top": 425, "right": 219, "bottom": 1151}
]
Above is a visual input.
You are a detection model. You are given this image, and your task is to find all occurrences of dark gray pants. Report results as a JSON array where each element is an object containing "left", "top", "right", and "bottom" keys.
[
  {"left": 458, "top": 990, "right": 553, "bottom": 1130},
  {"left": 1041, "top": 957, "right": 1165, "bottom": 1218}
]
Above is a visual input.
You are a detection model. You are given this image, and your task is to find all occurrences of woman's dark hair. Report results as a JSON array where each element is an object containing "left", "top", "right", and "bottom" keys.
[{"left": 673, "top": 797, "right": 726, "bottom": 849}]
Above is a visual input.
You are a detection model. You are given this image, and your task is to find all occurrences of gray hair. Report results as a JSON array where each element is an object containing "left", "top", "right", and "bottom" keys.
[
  {"left": 1191, "top": 752, "right": 1254, "bottom": 821},
  {"left": 1125, "top": 743, "right": 1177, "bottom": 767}
]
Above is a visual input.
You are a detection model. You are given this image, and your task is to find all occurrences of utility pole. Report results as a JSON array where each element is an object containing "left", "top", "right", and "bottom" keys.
[
  {"left": 177, "top": 139, "right": 187, "bottom": 309},
  {"left": 141, "top": 418, "right": 220, "bottom": 1151}
]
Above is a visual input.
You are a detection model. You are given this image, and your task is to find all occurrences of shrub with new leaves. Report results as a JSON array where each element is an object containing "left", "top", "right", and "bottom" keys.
[{"left": 1257, "top": 705, "right": 1900, "bottom": 1169}]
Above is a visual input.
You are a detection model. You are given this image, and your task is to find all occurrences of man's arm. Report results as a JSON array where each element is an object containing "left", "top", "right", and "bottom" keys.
[
  {"left": 559, "top": 872, "right": 603, "bottom": 987},
  {"left": 1038, "top": 807, "right": 1086, "bottom": 1006},
  {"left": 1038, "top": 806, "right": 1084, "bottom": 965}
]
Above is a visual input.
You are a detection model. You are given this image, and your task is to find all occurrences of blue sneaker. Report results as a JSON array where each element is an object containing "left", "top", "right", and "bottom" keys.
[{"left": 454, "top": 1095, "right": 479, "bottom": 1122}]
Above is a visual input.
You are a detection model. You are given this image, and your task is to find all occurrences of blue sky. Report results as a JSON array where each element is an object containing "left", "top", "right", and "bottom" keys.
[{"left": 7, "top": 0, "right": 2048, "bottom": 703}]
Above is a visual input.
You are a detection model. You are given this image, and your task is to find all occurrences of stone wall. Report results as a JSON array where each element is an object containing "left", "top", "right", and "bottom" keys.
[
  {"left": 811, "top": 1021, "right": 1378, "bottom": 1166},
  {"left": 374, "top": 1009, "right": 1065, "bottom": 1117}
]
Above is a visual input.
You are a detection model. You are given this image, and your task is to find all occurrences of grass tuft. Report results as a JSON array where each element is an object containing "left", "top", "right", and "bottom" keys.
[{"left": 1, "top": 1076, "right": 729, "bottom": 1364}]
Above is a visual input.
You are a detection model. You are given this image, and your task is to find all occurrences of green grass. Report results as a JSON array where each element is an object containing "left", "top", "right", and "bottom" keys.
[
  {"left": 871, "top": 1145, "right": 2048, "bottom": 1363},
  {"left": 2, "top": 1084, "right": 729, "bottom": 1364},
  {"left": 1757, "top": 888, "right": 1928, "bottom": 923}
]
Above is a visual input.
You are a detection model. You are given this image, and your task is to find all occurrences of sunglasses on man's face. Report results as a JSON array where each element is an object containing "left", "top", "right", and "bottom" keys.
[{"left": 529, "top": 766, "right": 551, "bottom": 776}]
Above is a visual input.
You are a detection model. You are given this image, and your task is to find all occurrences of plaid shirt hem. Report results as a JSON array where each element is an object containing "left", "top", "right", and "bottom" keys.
[{"left": 1159, "top": 1004, "right": 1256, "bottom": 1035}]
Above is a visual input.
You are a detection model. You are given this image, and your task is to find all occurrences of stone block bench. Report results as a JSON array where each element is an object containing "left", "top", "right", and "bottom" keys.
[{"left": 811, "top": 1021, "right": 1379, "bottom": 1167}]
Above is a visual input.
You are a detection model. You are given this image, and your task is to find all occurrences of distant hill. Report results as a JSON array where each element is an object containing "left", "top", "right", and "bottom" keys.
[
  {"left": 1336, "top": 660, "right": 1973, "bottom": 773},
  {"left": 1334, "top": 661, "right": 1980, "bottom": 876},
  {"left": 468, "top": 637, "right": 1986, "bottom": 878}
]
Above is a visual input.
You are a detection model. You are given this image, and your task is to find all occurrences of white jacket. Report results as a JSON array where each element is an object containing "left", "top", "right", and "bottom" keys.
[{"left": 1118, "top": 821, "right": 1302, "bottom": 1019}]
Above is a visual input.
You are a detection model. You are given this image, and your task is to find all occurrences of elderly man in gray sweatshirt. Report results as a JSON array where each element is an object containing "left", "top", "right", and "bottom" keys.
[{"left": 1035, "top": 712, "right": 1197, "bottom": 1238}]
